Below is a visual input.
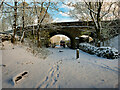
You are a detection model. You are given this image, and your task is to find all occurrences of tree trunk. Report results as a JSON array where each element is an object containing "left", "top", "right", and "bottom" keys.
[
  {"left": 12, "top": 1, "right": 17, "bottom": 43},
  {"left": 20, "top": 31, "right": 25, "bottom": 43},
  {"left": 37, "top": 17, "right": 42, "bottom": 48},
  {"left": 88, "top": 2, "right": 102, "bottom": 47},
  {"left": 0, "top": 0, "right": 4, "bottom": 9},
  {"left": 22, "top": 0, "right": 25, "bottom": 34},
  {"left": 33, "top": 25, "right": 35, "bottom": 39},
  {"left": 37, "top": 26, "right": 41, "bottom": 48},
  {"left": 37, "top": 2, "right": 50, "bottom": 48}
]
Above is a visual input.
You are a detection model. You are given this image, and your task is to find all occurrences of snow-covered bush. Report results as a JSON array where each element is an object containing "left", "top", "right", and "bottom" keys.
[
  {"left": 79, "top": 43, "right": 119, "bottom": 59},
  {"left": 79, "top": 43, "right": 98, "bottom": 55}
]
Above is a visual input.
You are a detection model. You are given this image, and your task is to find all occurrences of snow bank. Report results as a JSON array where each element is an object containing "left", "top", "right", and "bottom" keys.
[
  {"left": 102, "top": 35, "right": 119, "bottom": 50},
  {"left": 79, "top": 43, "right": 119, "bottom": 59}
]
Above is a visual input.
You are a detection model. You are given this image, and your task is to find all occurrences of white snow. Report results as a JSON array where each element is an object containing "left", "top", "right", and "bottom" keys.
[
  {"left": 52, "top": 18, "right": 79, "bottom": 23},
  {"left": 103, "top": 35, "right": 119, "bottom": 50},
  {"left": 80, "top": 35, "right": 93, "bottom": 42},
  {"left": 79, "top": 43, "right": 119, "bottom": 59},
  {"left": 1, "top": 41, "right": 119, "bottom": 88},
  {"left": 80, "top": 35, "right": 89, "bottom": 38}
]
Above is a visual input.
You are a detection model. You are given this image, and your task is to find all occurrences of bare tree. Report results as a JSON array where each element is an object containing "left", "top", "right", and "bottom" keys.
[
  {"left": 11, "top": 1, "right": 17, "bottom": 43},
  {"left": 86, "top": 1, "right": 103, "bottom": 46},
  {"left": 22, "top": 0, "right": 25, "bottom": 32},
  {"left": 70, "top": 1, "right": 118, "bottom": 46},
  {"left": 3, "top": 1, "right": 18, "bottom": 43},
  {"left": 33, "top": 1, "right": 50, "bottom": 47},
  {"left": 1, "top": 0, "right": 57, "bottom": 47}
]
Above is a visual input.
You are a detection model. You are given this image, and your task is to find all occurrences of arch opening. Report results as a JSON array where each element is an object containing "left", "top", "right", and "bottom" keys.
[
  {"left": 48, "top": 30, "right": 76, "bottom": 49},
  {"left": 49, "top": 34, "right": 71, "bottom": 48}
]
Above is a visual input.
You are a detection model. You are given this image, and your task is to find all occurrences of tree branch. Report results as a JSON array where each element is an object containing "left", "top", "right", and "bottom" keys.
[
  {"left": 4, "top": 2, "right": 14, "bottom": 8},
  {"left": 89, "top": 2, "right": 98, "bottom": 29},
  {"left": 84, "top": 0, "right": 98, "bottom": 15},
  {"left": 100, "top": 2, "right": 114, "bottom": 19},
  {"left": 40, "top": 2, "right": 50, "bottom": 24},
  {"left": 0, "top": 0, "right": 4, "bottom": 9}
]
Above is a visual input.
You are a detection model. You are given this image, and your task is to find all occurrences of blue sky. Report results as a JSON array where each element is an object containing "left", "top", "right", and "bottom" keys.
[
  {"left": 3, "top": 0, "right": 78, "bottom": 22},
  {"left": 2, "top": 0, "right": 118, "bottom": 22},
  {"left": 49, "top": 2, "right": 78, "bottom": 22}
]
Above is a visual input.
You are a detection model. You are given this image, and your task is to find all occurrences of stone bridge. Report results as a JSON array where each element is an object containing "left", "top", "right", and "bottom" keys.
[
  {"left": 17, "top": 21, "right": 95, "bottom": 49},
  {"left": 4, "top": 20, "right": 119, "bottom": 49},
  {"left": 43, "top": 21, "right": 95, "bottom": 49}
]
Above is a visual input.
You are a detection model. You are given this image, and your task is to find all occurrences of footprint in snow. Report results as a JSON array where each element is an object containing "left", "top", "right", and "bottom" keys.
[
  {"left": 35, "top": 61, "right": 61, "bottom": 88},
  {"left": 12, "top": 71, "right": 28, "bottom": 85}
]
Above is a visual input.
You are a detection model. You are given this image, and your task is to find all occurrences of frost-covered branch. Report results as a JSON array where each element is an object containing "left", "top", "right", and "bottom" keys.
[
  {"left": 40, "top": 2, "right": 50, "bottom": 24},
  {"left": 100, "top": 2, "right": 114, "bottom": 19},
  {"left": 84, "top": 0, "right": 98, "bottom": 15}
]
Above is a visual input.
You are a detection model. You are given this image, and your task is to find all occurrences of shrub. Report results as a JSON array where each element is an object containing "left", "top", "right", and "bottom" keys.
[{"left": 79, "top": 43, "right": 119, "bottom": 59}]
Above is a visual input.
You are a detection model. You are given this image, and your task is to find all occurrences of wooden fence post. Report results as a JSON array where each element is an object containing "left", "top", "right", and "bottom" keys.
[{"left": 76, "top": 49, "right": 79, "bottom": 59}]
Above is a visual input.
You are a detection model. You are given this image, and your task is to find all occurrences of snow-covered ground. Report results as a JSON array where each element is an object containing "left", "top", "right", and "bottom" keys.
[
  {"left": 102, "top": 35, "right": 119, "bottom": 50},
  {"left": 1, "top": 41, "right": 119, "bottom": 88}
]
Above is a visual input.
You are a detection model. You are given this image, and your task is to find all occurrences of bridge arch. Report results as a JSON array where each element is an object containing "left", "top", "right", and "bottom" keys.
[{"left": 49, "top": 30, "right": 76, "bottom": 49}]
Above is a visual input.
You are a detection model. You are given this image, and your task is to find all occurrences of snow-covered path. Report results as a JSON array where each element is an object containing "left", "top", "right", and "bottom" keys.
[
  {"left": 1, "top": 42, "right": 118, "bottom": 88},
  {"left": 44, "top": 48, "right": 118, "bottom": 88}
]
